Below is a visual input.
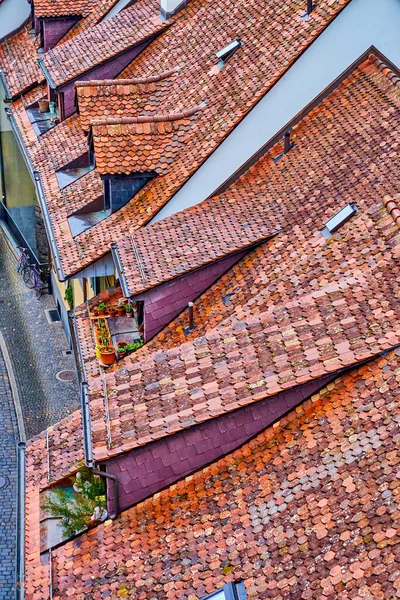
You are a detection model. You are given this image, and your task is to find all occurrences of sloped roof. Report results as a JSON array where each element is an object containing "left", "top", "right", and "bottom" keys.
[
  {"left": 37, "top": 349, "right": 400, "bottom": 599},
  {"left": 6, "top": 0, "right": 352, "bottom": 279},
  {"left": 40, "top": 1, "right": 167, "bottom": 88},
  {"left": 0, "top": 25, "right": 42, "bottom": 98},
  {"left": 75, "top": 68, "right": 180, "bottom": 131},
  {"left": 116, "top": 192, "right": 279, "bottom": 297},
  {"left": 33, "top": 0, "right": 87, "bottom": 18},
  {"left": 91, "top": 106, "right": 203, "bottom": 175}
]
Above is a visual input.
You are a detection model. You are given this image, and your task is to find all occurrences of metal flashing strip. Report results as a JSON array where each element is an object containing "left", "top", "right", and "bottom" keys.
[
  {"left": 37, "top": 58, "right": 56, "bottom": 89},
  {"left": 111, "top": 242, "right": 130, "bottom": 298},
  {"left": 81, "top": 381, "right": 94, "bottom": 467},
  {"left": 0, "top": 66, "right": 11, "bottom": 99}
]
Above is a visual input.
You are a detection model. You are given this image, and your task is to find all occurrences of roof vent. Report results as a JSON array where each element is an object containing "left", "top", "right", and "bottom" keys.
[
  {"left": 302, "top": 0, "right": 316, "bottom": 19},
  {"left": 160, "top": 0, "right": 191, "bottom": 19},
  {"left": 273, "top": 131, "right": 294, "bottom": 163},
  {"left": 183, "top": 302, "right": 196, "bottom": 336},
  {"left": 216, "top": 39, "right": 242, "bottom": 69},
  {"left": 321, "top": 203, "right": 358, "bottom": 238}
]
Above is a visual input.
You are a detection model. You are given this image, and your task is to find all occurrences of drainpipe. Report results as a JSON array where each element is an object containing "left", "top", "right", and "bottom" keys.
[
  {"left": 16, "top": 441, "right": 26, "bottom": 600},
  {"left": 91, "top": 469, "right": 120, "bottom": 520}
]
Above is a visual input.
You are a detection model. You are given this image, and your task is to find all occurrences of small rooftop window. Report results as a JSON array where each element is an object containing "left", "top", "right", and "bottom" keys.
[
  {"left": 56, "top": 153, "right": 95, "bottom": 189},
  {"left": 201, "top": 582, "right": 246, "bottom": 600},
  {"left": 321, "top": 203, "right": 358, "bottom": 238},
  {"left": 216, "top": 39, "right": 242, "bottom": 68}
]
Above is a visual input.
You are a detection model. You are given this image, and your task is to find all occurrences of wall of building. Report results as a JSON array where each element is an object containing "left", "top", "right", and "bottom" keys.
[
  {"left": 134, "top": 251, "right": 246, "bottom": 342},
  {"left": 151, "top": 0, "right": 400, "bottom": 222},
  {"left": 0, "top": 0, "right": 31, "bottom": 39},
  {"left": 42, "top": 17, "right": 78, "bottom": 51},
  {"left": 106, "top": 372, "right": 337, "bottom": 513},
  {"left": 58, "top": 40, "right": 152, "bottom": 118}
]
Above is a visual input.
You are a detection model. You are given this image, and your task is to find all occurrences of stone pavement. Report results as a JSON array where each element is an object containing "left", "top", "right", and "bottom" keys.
[
  {"left": 0, "top": 348, "right": 17, "bottom": 600},
  {"left": 0, "top": 230, "right": 80, "bottom": 438}
]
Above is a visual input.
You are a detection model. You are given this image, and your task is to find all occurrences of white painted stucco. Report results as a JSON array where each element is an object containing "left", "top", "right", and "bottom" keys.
[
  {"left": 0, "top": 0, "right": 30, "bottom": 39},
  {"left": 151, "top": 0, "right": 400, "bottom": 223}
]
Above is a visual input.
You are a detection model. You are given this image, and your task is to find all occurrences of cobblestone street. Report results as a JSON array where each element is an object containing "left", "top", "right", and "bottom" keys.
[
  {"left": 0, "top": 230, "right": 79, "bottom": 438},
  {"left": 0, "top": 347, "right": 17, "bottom": 599}
]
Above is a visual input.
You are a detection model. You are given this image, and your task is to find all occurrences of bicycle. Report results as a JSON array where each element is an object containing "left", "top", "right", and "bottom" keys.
[
  {"left": 17, "top": 247, "right": 30, "bottom": 277},
  {"left": 23, "top": 263, "right": 45, "bottom": 299}
]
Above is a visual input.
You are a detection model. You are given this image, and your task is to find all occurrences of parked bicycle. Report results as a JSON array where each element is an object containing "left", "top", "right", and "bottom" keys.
[
  {"left": 16, "top": 247, "right": 30, "bottom": 276},
  {"left": 23, "top": 263, "right": 45, "bottom": 299},
  {"left": 17, "top": 247, "right": 45, "bottom": 299}
]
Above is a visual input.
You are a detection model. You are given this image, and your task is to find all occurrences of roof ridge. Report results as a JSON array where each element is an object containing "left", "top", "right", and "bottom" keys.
[
  {"left": 90, "top": 102, "right": 206, "bottom": 126},
  {"left": 383, "top": 194, "right": 400, "bottom": 229},
  {"left": 75, "top": 67, "right": 181, "bottom": 88},
  {"left": 368, "top": 53, "right": 400, "bottom": 89}
]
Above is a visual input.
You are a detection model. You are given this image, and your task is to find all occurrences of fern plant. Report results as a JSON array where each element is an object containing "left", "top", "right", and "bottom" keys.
[{"left": 42, "top": 466, "right": 107, "bottom": 538}]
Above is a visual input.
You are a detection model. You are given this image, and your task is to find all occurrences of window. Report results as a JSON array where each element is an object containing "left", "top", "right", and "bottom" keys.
[
  {"left": 202, "top": 582, "right": 246, "bottom": 600},
  {"left": 216, "top": 39, "right": 242, "bottom": 68},
  {"left": 321, "top": 203, "right": 358, "bottom": 238}
]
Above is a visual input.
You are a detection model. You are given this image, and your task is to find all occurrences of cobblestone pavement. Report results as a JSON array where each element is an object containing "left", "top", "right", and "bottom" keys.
[
  {"left": 0, "top": 348, "right": 18, "bottom": 599},
  {"left": 0, "top": 230, "right": 79, "bottom": 438}
]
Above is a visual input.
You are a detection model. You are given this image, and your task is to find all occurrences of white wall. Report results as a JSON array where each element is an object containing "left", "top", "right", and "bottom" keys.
[
  {"left": 0, "top": 0, "right": 30, "bottom": 39},
  {"left": 101, "top": 0, "right": 132, "bottom": 21},
  {"left": 151, "top": 0, "right": 400, "bottom": 223}
]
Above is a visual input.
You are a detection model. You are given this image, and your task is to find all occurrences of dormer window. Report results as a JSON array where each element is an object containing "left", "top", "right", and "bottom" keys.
[
  {"left": 216, "top": 39, "right": 242, "bottom": 69},
  {"left": 201, "top": 582, "right": 246, "bottom": 600},
  {"left": 103, "top": 172, "right": 156, "bottom": 214}
]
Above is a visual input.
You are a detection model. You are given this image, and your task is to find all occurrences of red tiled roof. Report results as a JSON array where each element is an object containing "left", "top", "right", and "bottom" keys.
[
  {"left": 7, "top": 0, "right": 353, "bottom": 279},
  {"left": 40, "top": 2, "right": 168, "bottom": 88},
  {"left": 0, "top": 25, "right": 42, "bottom": 98},
  {"left": 40, "top": 349, "right": 400, "bottom": 599},
  {"left": 91, "top": 106, "right": 204, "bottom": 175},
  {"left": 75, "top": 68, "right": 180, "bottom": 131},
  {"left": 116, "top": 194, "right": 279, "bottom": 296},
  {"left": 33, "top": 0, "right": 88, "bottom": 18}
]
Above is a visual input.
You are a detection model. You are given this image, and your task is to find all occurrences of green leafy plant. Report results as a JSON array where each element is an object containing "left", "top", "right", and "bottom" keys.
[
  {"left": 125, "top": 340, "right": 144, "bottom": 352},
  {"left": 64, "top": 284, "right": 73, "bottom": 309},
  {"left": 125, "top": 303, "right": 132, "bottom": 312},
  {"left": 41, "top": 466, "right": 106, "bottom": 538},
  {"left": 98, "top": 302, "right": 107, "bottom": 311}
]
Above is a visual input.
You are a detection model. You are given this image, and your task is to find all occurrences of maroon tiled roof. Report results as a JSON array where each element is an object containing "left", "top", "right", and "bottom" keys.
[
  {"left": 116, "top": 193, "right": 279, "bottom": 296},
  {"left": 39, "top": 349, "right": 400, "bottom": 599},
  {"left": 40, "top": 1, "right": 167, "bottom": 88}
]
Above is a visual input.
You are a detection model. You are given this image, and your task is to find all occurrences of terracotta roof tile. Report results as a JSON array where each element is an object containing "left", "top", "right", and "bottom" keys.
[
  {"left": 91, "top": 106, "right": 204, "bottom": 175},
  {"left": 75, "top": 68, "right": 180, "bottom": 131},
  {"left": 38, "top": 349, "right": 400, "bottom": 599},
  {"left": 116, "top": 194, "right": 279, "bottom": 296},
  {"left": 33, "top": 0, "right": 88, "bottom": 18},
  {"left": 6, "top": 0, "right": 353, "bottom": 278},
  {"left": 0, "top": 25, "right": 42, "bottom": 98},
  {"left": 40, "top": 1, "right": 168, "bottom": 87}
]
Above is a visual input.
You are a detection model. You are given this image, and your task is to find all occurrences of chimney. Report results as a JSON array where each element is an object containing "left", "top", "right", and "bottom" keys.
[
  {"left": 284, "top": 131, "right": 291, "bottom": 154},
  {"left": 183, "top": 302, "right": 196, "bottom": 336},
  {"left": 160, "top": 0, "right": 191, "bottom": 19}
]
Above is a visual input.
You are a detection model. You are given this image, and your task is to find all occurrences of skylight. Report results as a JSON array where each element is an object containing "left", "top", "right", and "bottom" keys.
[
  {"left": 321, "top": 203, "right": 358, "bottom": 238},
  {"left": 216, "top": 39, "right": 242, "bottom": 68}
]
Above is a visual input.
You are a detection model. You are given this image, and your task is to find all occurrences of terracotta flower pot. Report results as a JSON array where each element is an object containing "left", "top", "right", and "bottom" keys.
[
  {"left": 38, "top": 99, "right": 49, "bottom": 113},
  {"left": 116, "top": 307, "right": 125, "bottom": 317},
  {"left": 98, "top": 346, "right": 116, "bottom": 366},
  {"left": 108, "top": 308, "right": 117, "bottom": 318}
]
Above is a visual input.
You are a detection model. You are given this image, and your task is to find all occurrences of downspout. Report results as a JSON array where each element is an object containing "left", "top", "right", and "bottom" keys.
[
  {"left": 91, "top": 469, "right": 119, "bottom": 520},
  {"left": 111, "top": 242, "right": 130, "bottom": 298},
  {"left": 16, "top": 441, "right": 26, "bottom": 600}
]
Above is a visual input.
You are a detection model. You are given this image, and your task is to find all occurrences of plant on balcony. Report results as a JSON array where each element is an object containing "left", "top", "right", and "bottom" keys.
[
  {"left": 97, "top": 302, "right": 107, "bottom": 316},
  {"left": 107, "top": 305, "right": 117, "bottom": 318},
  {"left": 64, "top": 283, "right": 73, "bottom": 310},
  {"left": 125, "top": 303, "right": 133, "bottom": 317},
  {"left": 117, "top": 298, "right": 126, "bottom": 316},
  {"left": 41, "top": 465, "right": 107, "bottom": 538},
  {"left": 125, "top": 340, "right": 144, "bottom": 352},
  {"left": 99, "top": 345, "right": 116, "bottom": 366}
]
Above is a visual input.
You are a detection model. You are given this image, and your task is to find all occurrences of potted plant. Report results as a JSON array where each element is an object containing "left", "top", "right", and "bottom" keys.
[
  {"left": 125, "top": 340, "right": 144, "bottom": 353},
  {"left": 117, "top": 345, "right": 128, "bottom": 359},
  {"left": 117, "top": 298, "right": 126, "bottom": 316},
  {"left": 98, "top": 345, "right": 116, "bottom": 366},
  {"left": 41, "top": 465, "right": 107, "bottom": 538},
  {"left": 125, "top": 303, "right": 133, "bottom": 317},
  {"left": 108, "top": 305, "right": 117, "bottom": 318},
  {"left": 38, "top": 99, "right": 49, "bottom": 113},
  {"left": 97, "top": 302, "right": 107, "bottom": 316},
  {"left": 91, "top": 306, "right": 99, "bottom": 317}
]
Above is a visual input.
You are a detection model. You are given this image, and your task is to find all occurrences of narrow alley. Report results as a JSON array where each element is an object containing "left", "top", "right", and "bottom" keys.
[{"left": 0, "top": 229, "right": 79, "bottom": 439}]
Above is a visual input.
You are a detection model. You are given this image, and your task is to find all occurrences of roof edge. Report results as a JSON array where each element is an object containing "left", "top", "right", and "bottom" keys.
[
  {"left": 90, "top": 102, "right": 206, "bottom": 127},
  {"left": 74, "top": 66, "right": 181, "bottom": 89}
]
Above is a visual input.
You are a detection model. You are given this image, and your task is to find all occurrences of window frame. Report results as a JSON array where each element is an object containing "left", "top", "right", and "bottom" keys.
[{"left": 202, "top": 582, "right": 245, "bottom": 600}]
